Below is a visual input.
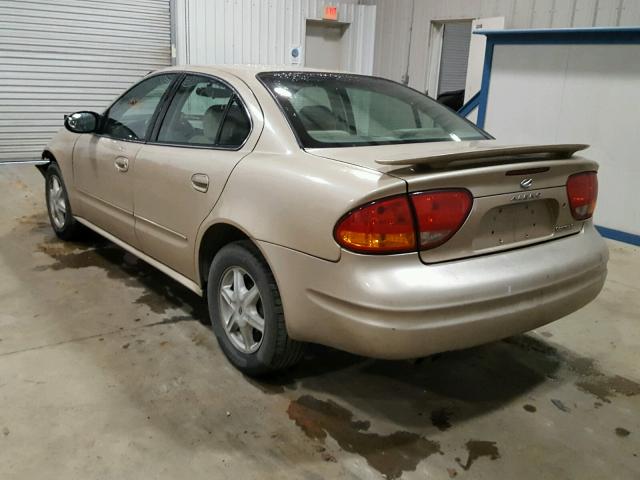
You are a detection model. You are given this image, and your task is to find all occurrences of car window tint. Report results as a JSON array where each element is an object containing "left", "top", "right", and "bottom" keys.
[
  {"left": 104, "top": 74, "right": 174, "bottom": 141},
  {"left": 217, "top": 97, "right": 251, "bottom": 147},
  {"left": 157, "top": 75, "right": 234, "bottom": 146}
]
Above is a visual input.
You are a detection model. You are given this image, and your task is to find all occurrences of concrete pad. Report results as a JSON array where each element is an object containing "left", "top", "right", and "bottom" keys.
[{"left": 0, "top": 166, "right": 638, "bottom": 479}]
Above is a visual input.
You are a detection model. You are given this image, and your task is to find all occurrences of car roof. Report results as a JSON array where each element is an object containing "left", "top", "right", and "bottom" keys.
[{"left": 153, "top": 64, "right": 347, "bottom": 82}]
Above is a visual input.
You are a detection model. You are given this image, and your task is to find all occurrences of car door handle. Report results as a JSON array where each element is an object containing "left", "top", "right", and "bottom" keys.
[
  {"left": 191, "top": 173, "right": 209, "bottom": 193},
  {"left": 114, "top": 156, "right": 129, "bottom": 172}
]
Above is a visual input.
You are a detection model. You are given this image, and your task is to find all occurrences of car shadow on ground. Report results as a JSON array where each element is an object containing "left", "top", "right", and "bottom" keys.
[{"left": 251, "top": 335, "right": 562, "bottom": 426}]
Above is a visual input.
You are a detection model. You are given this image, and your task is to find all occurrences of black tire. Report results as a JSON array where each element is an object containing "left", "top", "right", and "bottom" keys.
[
  {"left": 45, "top": 163, "right": 82, "bottom": 241},
  {"left": 207, "top": 240, "right": 305, "bottom": 375}
]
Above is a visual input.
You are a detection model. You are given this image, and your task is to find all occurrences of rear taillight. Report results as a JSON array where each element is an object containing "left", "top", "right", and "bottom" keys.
[
  {"left": 334, "top": 196, "right": 416, "bottom": 254},
  {"left": 410, "top": 189, "right": 473, "bottom": 250},
  {"left": 334, "top": 189, "right": 473, "bottom": 254},
  {"left": 566, "top": 172, "right": 598, "bottom": 220}
]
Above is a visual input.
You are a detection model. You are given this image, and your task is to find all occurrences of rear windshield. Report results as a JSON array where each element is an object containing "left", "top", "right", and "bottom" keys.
[{"left": 258, "top": 72, "right": 489, "bottom": 148}]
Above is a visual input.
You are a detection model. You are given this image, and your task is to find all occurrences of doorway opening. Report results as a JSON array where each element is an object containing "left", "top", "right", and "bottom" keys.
[
  {"left": 436, "top": 21, "right": 472, "bottom": 110},
  {"left": 426, "top": 17, "right": 505, "bottom": 115},
  {"left": 305, "top": 19, "right": 349, "bottom": 70}
]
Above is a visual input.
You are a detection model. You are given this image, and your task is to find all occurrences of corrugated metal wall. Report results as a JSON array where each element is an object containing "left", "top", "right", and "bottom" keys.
[
  {"left": 371, "top": 0, "right": 640, "bottom": 90},
  {"left": 174, "top": 0, "right": 376, "bottom": 74},
  {"left": 0, "top": 0, "right": 171, "bottom": 161}
]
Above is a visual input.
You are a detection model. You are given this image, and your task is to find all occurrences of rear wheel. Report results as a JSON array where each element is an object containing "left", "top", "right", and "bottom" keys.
[
  {"left": 207, "top": 240, "right": 305, "bottom": 375},
  {"left": 45, "top": 163, "right": 82, "bottom": 240}
]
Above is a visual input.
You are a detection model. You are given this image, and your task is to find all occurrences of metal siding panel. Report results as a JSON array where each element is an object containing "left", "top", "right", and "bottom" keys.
[
  {"left": 593, "top": 0, "right": 623, "bottom": 26},
  {"left": 619, "top": 0, "right": 640, "bottom": 26},
  {"left": 371, "top": 0, "right": 638, "bottom": 89},
  {"left": 530, "top": 0, "right": 555, "bottom": 27},
  {"left": 552, "top": 0, "right": 577, "bottom": 27},
  {"left": 510, "top": 0, "right": 535, "bottom": 28},
  {"left": 437, "top": 22, "right": 472, "bottom": 95},
  {"left": 0, "top": 0, "right": 171, "bottom": 161},
  {"left": 570, "top": 0, "right": 598, "bottom": 27},
  {"left": 175, "top": 0, "right": 373, "bottom": 74}
]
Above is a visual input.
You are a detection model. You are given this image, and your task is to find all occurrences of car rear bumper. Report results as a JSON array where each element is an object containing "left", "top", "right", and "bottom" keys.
[{"left": 259, "top": 223, "right": 608, "bottom": 359}]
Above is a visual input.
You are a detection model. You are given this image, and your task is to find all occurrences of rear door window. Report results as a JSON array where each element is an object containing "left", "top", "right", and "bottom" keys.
[
  {"left": 157, "top": 75, "right": 233, "bottom": 146},
  {"left": 156, "top": 74, "right": 251, "bottom": 148},
  {"left": 217, "top": 97, "right": 251, "bottom": 147}
]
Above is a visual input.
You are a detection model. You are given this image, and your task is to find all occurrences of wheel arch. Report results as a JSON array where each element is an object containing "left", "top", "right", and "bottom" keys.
[
  {"left": 37, "top": 149, "right": 56, "bottom": 176},
  {"left": 197, "top": 222, "right": 272, "bottom": 290}
]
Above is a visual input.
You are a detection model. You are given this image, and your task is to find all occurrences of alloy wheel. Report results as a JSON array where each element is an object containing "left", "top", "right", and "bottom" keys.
[
  {"left": 218, "top": 266, "right": 265, "bottom": 353},
  {"left": 48, "top": 175, "right": 67, "bottom": 229}
]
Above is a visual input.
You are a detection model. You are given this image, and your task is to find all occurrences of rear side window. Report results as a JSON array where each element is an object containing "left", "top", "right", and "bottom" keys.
[
  {"left": 156, "top": 74, "right": 251, "bottom": 148},
  {"left": 218, "top": 97, "right": 251, "bottom": 147}
]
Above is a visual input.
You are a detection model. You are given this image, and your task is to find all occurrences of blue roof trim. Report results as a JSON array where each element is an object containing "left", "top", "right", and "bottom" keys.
[
  {"left": 474, "top": 27, "right": 640, "bottom": 44},
  {"left": 476, "top": 27, "right": 640, "bottom": 35}
]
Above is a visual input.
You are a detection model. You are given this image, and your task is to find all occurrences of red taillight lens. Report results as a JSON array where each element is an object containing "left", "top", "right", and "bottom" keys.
[
  {"left": 334, "top": 196, "right": 416, "bottom": 253},
  {"left": 566, "top": 172, "right": 598, "bottom": 220},
  {"left": 410, "top": 189, "right": 473, "bottom": 250}
]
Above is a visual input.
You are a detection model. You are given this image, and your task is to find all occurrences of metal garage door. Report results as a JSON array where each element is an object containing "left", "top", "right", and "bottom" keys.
[
  {"left": 0, "top": 0, "right": 171, "bottom": 161},
  {"left": 437, "top": 22, "right": 472, "bottom": 96}
]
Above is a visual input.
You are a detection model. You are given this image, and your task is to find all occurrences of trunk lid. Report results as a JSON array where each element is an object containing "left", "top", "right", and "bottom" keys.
[{"left": 307, "top": 140, "right": 597, "bottom": 263}]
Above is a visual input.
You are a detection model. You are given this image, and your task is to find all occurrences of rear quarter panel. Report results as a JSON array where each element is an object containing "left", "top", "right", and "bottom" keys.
[{"left": 196, "top": 150, "right": 406, "bottom": 266}]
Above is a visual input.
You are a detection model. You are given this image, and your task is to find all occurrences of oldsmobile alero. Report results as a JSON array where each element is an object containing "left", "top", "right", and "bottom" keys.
[{"left": 40, "top": 66, "right": 608, "bottom": 374}]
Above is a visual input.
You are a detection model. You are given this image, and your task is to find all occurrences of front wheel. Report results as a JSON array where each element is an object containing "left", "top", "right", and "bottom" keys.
[
  {"left": 45, "top": 163, "right": 82, "bottom": 240},
  {"left": 207, "top": 240, "right": 305, "bottom": 375}
]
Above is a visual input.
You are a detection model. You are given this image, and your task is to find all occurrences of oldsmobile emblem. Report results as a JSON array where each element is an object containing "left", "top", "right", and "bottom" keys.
[{"left": 520, "top": 178, "right": 533, "bottom": 189}]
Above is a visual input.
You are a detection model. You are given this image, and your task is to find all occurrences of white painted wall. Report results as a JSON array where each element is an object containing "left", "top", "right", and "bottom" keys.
[
  {"left": 370, "top": 0, "right": 640, "bottom": 90},
  {"left": 484, "top": 42, "right": 640, "bottom": 235},
  {"left": 174, "top": 0, "right": 376, "bottom": 75},
  {"left": 464, "top": 16, "right": 505, "bottom": 102}
]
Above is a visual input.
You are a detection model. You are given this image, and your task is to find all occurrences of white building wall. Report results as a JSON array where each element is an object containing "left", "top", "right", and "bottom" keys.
[
  {"left": 371, "top": 0, "right": 640, "bottom": 90},
  {"left": 174, "top": 0, "right": 377, "bottom": 75},
  {"left": 483, "top": 41, "right": 640, "bottom": 235}
]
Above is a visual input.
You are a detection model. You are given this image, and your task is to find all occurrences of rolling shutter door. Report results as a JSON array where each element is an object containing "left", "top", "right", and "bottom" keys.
[
  {"left": 0, "top": 0, "right": 171, "bottom": 161},
  {"left": 437, "top": 22, "right": 472, "bottom": 96}
]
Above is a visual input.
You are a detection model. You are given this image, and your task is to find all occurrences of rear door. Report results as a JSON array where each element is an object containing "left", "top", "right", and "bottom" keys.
[
  {"left": 132, "top": 73, "right": 261, "bottom": 279},
  {"left": 73, "top": 73, "right": 176, "bottom": 246}
]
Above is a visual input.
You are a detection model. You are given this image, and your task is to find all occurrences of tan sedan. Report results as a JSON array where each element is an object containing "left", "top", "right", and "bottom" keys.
[{"left": 41, "top": 66, "right": 608, "bottom": 374}]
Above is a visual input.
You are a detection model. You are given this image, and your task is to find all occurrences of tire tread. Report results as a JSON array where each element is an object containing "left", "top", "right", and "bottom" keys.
[{"left": 238, "top": 240, "right": 305, "bottom": 371}]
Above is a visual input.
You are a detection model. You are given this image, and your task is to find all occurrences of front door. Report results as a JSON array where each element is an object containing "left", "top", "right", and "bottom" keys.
[
  {"left": 73, "top": 73, "right": 176, "bottom": 246},
  {"left": 133, "top": 73, "right": 258, "bottom": 279}
]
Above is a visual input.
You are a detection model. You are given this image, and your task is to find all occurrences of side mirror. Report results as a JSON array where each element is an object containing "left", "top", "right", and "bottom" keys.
[{"left": 64, "top": 111, "right": 100, "bottom": 134}]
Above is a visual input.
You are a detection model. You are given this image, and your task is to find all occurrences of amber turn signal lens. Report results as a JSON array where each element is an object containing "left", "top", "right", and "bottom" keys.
[{"left": 334, "top": 196, "right": 416, "bottom": 254}]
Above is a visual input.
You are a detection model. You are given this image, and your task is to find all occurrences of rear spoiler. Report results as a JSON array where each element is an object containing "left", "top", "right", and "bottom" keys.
[{"left": 375, "top": 144, "right": 589, "bottom": 169}]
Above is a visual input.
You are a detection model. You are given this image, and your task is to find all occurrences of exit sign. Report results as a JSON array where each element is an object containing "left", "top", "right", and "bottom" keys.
[{"left": 323, "top": 5, "right": 338, "bottom": 21}]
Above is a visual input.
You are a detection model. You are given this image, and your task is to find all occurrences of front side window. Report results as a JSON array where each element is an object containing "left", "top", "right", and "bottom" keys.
[
  {"left": 258, "top": 72, "right": 489, "bottom": 148},
  {"left": 103, "top": 74, "right": 174, "bottom": 141},
  {"left": 157, "top": 75, "right": 251, "bottom": 148}
]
